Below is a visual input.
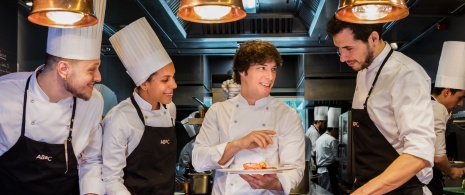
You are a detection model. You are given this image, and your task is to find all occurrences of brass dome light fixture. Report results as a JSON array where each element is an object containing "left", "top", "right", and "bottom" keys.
[
  {"left": 28, "top": 0, "right": 98, "bottom": 28},
  {"left": 336, "top": 0, "right": 409, "bottom": 24},
  {"left": 177, "top": 0, "right": 246, "bottom": 23}
]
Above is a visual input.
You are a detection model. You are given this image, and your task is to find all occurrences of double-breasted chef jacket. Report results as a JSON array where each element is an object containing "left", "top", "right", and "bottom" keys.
[{"left": 192, "top": 94, "right": 305, "bottom": 195}]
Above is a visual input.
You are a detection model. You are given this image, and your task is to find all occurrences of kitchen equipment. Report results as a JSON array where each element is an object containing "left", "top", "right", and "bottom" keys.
[
  {"left": 191, "top": 96, "right": 209, "bottom": 117},
  {"left": 188, "top": 172, "right": 211, "bottom": 194}
]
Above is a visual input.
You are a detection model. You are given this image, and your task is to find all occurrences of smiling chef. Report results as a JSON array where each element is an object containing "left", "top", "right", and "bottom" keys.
[
  {"left": 192, "top": 40, "right": 305, "bottom": 195},
  {"left": 101, "top": 17, "right": 178, "bottom": 195}
]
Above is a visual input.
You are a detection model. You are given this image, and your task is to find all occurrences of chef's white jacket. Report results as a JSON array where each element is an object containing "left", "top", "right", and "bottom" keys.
[
  {"left": 352, "top": 43, "right": 435, "bottom": 190},
  {"left": 192, "top": 94, "right": 305, "bottom": 195},
  {"left": 431, "top": 98, "right": 449, "bottom": 157},
  {"left": 0, "top": 67, "right": 104, "bottom": 194},
  {"left": 315, "top": 133, "right": 338, "bottom": 174},
  {"left": 101, "top": 92, "right": 176, "bottom": 195},
  {"left": 305, "top": 125, "right": 320, "bottom": 157}
]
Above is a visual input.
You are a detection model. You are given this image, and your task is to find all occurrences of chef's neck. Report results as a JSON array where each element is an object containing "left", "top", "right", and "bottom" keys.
[
  {"left": 372, "top": 40, "right": 387, "bottom": 60},
  {"left": 136, "top": 88, "right": 161, "bottom": 110},
  {"left": 36, "top": 68, "right": 73, "bottom": 103}
]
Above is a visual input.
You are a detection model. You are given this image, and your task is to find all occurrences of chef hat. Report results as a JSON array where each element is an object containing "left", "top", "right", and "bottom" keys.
[
  {"left": 314, "top": 106, "right": 328, "bottom": 121},
  {"left": 327, "top": 107, "right": 341, "bottom": 128},
  {"left": 109, "top": 17, "right": 172, "bottom": 86},
  {"left": 435, "top": 41, "right": 465, "bottom": 90},
  {"left": 46, "top": 0, "right": 107, "bottom": 60}
]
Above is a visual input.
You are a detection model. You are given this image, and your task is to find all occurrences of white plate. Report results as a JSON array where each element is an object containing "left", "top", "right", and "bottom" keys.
[{"left": 217, "top": 167, "right": 294, "bottom": 174}]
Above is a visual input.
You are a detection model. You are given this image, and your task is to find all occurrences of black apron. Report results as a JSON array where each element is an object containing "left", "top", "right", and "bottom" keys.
[
  {"left": 426, "top": 97, "right": 445, "bottom": 195},
  {"left": 352, "top": 49, "right": 424, "bottom": 194},
  {"left": 123, "top": 95, "right": 177, "bottom": 195},
  {"left": 0, "top": 75, "right": 79, "bottom": 195}
]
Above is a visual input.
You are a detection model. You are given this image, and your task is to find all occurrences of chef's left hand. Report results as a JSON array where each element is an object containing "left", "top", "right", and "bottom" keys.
[{"left": 239, "top": 173, "right": 283, "bottom": 191}]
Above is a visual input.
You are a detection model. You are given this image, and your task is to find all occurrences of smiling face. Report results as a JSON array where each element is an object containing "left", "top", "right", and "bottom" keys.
[
  {"left": 139, "top": 62, "right": 177, "bottom": 109},
  {"left": 64, "top": 59, "right": 101, "bottom": 100},
  {"left": 333, "top": 28, "right": 375, "bottom": 71},
  {"left": 239, "top": 61, "right": 277, "bottom": 104}
]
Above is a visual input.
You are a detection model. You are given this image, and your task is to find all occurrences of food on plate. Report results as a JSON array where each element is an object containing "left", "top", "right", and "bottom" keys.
[{"left": 243, "top": 162, "right": 277, "bottom": 170}]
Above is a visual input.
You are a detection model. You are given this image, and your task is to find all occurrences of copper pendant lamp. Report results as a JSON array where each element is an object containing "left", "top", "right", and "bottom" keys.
[
  {"left": 28, "top": 0, "right": 98, "bottom": 28},
  {"left": 177, "top": 0, "right": 246, "bottom": 23},
  {"left": 336, "top": 0, "right": 409, "bottom": 24}
]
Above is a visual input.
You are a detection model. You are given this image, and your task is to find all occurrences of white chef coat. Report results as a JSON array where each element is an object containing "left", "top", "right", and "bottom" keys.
[
  {"left": 315, "top": 133, "right": 338, "bottom": 174},
  {"left": 305, "top": 125, "right": 320, "bottom": 157},
  {"left": 431, "top": 97, "right": 449, "bottom": 156},
  {"left": 192, "top": 94, "right": 305, "bottom": 195},
  {"left": 352, "top": 43, "right": 435, "bottom": 188},
  {"left": 0, "top": 66, "right": 104, "bottom": 194},
  {"left": 101, "top": 92, "right": 176, "bottom": 195}
]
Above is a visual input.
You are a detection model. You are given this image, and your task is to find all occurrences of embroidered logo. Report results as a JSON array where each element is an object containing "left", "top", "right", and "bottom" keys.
[
  {"left": 36, "top": 154, "right": 53, "bottom": 161},
  {"left": 352, "top": 121, "right": 359, "bottom": 127},
  {"left": 160, "top": 139, "right": 170, "bottom": 144}
]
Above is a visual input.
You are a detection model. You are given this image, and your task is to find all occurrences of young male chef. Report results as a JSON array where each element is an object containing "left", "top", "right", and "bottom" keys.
[
  {"left": 315, "top": 107, "right": 340, "bottom": 194},
  {"left": 0, "top": 0, "right": 107, "bottom": 194},
  {"left": 192, "top": 40, "right": 305, "bottom": 194},
  {"left": 427, "top": 41, "right": 465, "bottom": 195},
  {"left": 305, "top": 106, "right": 328, "bottom": 174},
  {"left": 327, "top": 16, "right": 435, "bottom": 194},
  {"left": 102, "top": 17, "right": 177, "bottom": 195}
]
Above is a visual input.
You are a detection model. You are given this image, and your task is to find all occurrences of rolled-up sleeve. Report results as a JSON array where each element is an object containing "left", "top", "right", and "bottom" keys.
[{"left": 432, "top": 102, "right": 448, "bottom": 157}]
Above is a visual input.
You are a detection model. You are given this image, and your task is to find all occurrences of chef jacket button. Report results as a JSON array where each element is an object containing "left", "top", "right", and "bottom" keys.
[
  {"left": 266, "top": 107, "right": 268, "bottom": 110},
  {"left": 230, "top": 183, "right": 233, "bottom": 186},
  {"left": 163, "top": 111, "right": 166, "bottom": 115},
  {"left": 30, "top": 99, "right": 34, "bottom": 103},
  {"left": 262, "top": 123, "right": 265, "bottom": 127},
  {"left": 234, "top": 120, "right": 237, "bottom": 123},
  {"left": 236, "top": 105, "right": 239, "bottom": 108},
  {"left": 144, "top": 116, "right": 148, "bottom": 119},
  {"left": 31, "top": 120, "right": 36, "bottom": 125}
]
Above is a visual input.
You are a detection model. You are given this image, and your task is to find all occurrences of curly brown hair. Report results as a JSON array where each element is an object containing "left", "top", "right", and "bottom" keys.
[
  {"left": 326, "top": 16, "right": 384, "bottom": 43},
  {"left": 232, "top": 40, "right": 283, "bottom": 84}
]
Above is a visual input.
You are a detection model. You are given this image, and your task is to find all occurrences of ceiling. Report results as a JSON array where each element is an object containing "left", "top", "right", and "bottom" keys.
[{"left": 18, "top": 0, "right": 465, "bottom": 55}]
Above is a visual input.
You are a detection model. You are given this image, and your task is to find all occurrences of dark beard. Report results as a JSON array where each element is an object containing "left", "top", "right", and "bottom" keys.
[
  {"left": 63, "top": 77, "right": 90, "bottom": 101},
  {"left": 361, "top": 48, "right": 375, "bottom": 70}
]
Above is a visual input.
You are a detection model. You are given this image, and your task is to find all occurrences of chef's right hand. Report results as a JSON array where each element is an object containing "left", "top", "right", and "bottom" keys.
[{"left": 235, "top": 130, "right": 276, "bottom": 150}]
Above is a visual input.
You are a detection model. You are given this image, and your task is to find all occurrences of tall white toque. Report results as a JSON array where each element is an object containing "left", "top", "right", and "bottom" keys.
[
  {"left": 436, "top": 41, "right": 465, "bottom": 90},
  {"left": 109, "top": 17, "right": 172, "bottom": 86},
  {"left": 46, "top": 0, "right": 107, "bottom": 60},
  {"left": 314, "top": 106, "right": 328, "bottom": 121},
  {"left": 327, "top": 107, "right": 341, "bottom": 128}
]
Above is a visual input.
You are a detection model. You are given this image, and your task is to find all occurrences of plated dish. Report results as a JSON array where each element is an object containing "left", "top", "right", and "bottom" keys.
[{"left": 217, "top": 167, "right": 294, "bottom": 174}]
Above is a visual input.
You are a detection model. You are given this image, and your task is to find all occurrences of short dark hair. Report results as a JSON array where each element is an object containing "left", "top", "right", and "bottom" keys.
[
  {"left": 44, "top": 53, "right": 79, "bottom": 72},
  {"left": 232, "top": 40, "right": 283, "bottom": 84},
  {"left": 432, "top": 87, "right": 460, "bottom": 96},
  {"left": 326, "top": 16, "right": 384, "bottom": 43}
]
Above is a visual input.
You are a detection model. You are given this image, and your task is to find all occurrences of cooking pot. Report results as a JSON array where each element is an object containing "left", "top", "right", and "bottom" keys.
[{"left": 188, "top": 172, "right": 211, "bottom": 194}]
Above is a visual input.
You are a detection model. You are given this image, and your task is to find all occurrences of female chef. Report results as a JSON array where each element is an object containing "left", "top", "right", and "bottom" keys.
[{"left": 101, "top": 17, "right": 177, "bottom": 195}]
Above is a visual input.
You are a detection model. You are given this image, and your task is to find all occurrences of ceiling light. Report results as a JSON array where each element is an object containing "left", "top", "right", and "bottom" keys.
[
  {"left": 336, "top": 0, "right": 409, "bottom": 24},
  {"left": 28, "top": 0, "right": 98, "bottom": 28},
  {"left": 177, "top": 0, "right": 247, "bottom": 23}
]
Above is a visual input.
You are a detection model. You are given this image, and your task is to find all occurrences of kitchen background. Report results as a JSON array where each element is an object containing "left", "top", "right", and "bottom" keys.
[{"left": 3, "top": 0, "right": 465, "bottom": 161}]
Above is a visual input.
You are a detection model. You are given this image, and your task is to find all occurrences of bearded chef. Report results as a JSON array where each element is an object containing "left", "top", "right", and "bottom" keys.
[
  {"left": 192, "top": 40, "right": 305, "bottom": 195},
  {"left": 101, "top": 17, "right": 177, "bottom": 195},
  {"left": 0, "top": 0, "right": 107, "bottom": 194},
  {"left": 427, "top": 41, "right": 465, "bottom": 195}
]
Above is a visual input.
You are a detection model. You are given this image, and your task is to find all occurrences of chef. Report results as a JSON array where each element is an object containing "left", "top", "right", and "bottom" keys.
[
  {"left": 305, "top": 106, "right": 328, "bottom": 174},
  {"left": 0, "top": 0, "right": 107, "bottom": 194},
  {"left": 427, "top": 41, "right": 465, "bottom": 194},
  {"left": 327, "top": 16, "right": 435, "bottom": 194},
  {"left": 192, "top": 40, "right": 305, "bottom": 195},
  {"left": 101, "top": 17, "right": 177, "bottom": 195},
  {"left": 315, "top": 107, "right": 340, "bottom": 194}
]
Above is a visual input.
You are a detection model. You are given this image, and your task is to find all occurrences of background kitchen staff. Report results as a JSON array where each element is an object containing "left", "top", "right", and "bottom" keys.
[
  {"left": 101, "top": 17, "right": 177, "bottom": 195},
  {"left": 0, "top": 0, "right": 106, "bottom": 194},
  {"left": 427, "top": 41, "right": 465, "bottom": 194},
  {"left": 327, "top": 16, "right": 435, "bottom": 194},
  {"left": 192, "top": 40, "right": 305, "bottom": 194},
  {"left": 306, "top": 106, "right": 328, "bottom": 176},
  {"left": 315, "top": 107, "right": 340, "bottom": 194}
]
